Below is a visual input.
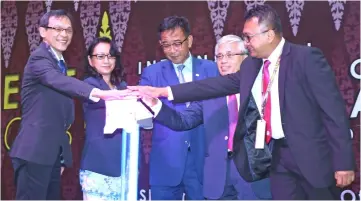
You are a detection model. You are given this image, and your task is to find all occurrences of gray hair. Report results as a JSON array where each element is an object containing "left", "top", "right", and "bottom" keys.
[{"left": 214, "top": 34, "right": 248, "bottom": 56}]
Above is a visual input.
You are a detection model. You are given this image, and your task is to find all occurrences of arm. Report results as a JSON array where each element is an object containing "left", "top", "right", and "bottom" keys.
[
  {"left": 29, "top": 54, "right": 94, "bottom": 99},
  {"left": 170, "top": 71, "right": 240, "bottom": 103},
  {"left": 82, "top": 78, "right": 105, "bottom": 110},
  {"left": 154, "top": 101, "right": 204, "bottom": 131},
  {"left": 305, "top": 48, "right": 355, "bottom": 171}
]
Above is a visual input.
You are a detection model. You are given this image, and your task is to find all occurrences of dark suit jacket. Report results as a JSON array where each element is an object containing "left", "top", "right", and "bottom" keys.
[
  {"left": 80, "top": 77, "right": 127, "bottom": 177},
  {"left": 10, "top": 42, "right": 94, "bottom": 167},
  {"left": 168, "top": 41, "right": 355, "bottom": 188},
  {"left": 139, "top": 57, "right": 218, "bottom": 186},
  {"left": 155, "top": 96, "right": 271, "bottom": 199}
]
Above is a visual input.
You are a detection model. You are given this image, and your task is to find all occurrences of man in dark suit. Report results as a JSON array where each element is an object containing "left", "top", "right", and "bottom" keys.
[
  {"left": 9, "top": 10, "right": 130, "bottom": 200},
  {"left": 139, "top": 16, "right": 218, "bottom": 200},
  {"left": 130, "top": 5, "right": 355, "bottom": 200},
  {"left": 146, "top": 34, "right": 272, "bottom": 200}
]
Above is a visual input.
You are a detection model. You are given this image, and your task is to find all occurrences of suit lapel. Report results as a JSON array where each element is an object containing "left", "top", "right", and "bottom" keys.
[
  {"left": 279, "top": 41, "right": 291, "bottom": 114},
  {"left": 162, "top": 60, "right": 180, "bottom": 86},
  {"left": 99, "top": 78, "right": 111, "bottom": 90},
  {"left": 239, "top": 58, "right": 262, "bottom": 108},
  {"left": 192, "top": 57, "right": 202, "bottom": 81},
  {"left": 40, "top": 42, "right": 59, "bottom": 68},
  {"left": 161, "top": 60, "right": 186, "bottom": 108}
]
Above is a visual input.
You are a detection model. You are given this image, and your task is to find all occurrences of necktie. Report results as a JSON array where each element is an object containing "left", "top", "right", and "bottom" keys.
[
  {"left": 262, "top": 60, "right": 272, "bottom": 143},
  {"left": 177, "top": 65, "right": 189, "bottom": 107},
  {"left": 58, "top": 60, "right": 67, "bottom": 75},
  {"left": 227, "top": 94, "right": 238, "bottom": 151},
  {"left": 177, "top": 65, "right": 186, "bottom": 83}
]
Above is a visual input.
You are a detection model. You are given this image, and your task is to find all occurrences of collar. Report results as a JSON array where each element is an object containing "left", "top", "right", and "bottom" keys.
[
  {"left": 43, "top": 41, "right": 65, "bottom": 61},
  {"left": 263, "top": 37, "right": 285, "bottom": 64},
  {"left": 172, "top": 52, "right": 192, "bottom": 71},
  {"left": 50, "top": 46, "right": 65, "bottom": 61}
]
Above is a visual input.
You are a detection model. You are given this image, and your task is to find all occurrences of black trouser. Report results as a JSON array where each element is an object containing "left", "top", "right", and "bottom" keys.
[
  {"left": 12, "top": 153, "right": 62, "bottom": 200},
  {"left": 270, "top": 138, "right": 341, "bottom": 200}
]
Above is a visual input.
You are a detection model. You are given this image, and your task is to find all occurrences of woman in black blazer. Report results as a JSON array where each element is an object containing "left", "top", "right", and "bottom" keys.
[{"left": 79, "top": 37, "right": 126, "bottom": 200}]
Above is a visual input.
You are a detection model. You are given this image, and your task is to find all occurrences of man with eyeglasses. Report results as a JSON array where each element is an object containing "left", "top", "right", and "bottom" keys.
[
  {"left": 142, "top": 34, "right": 272, "bottom": 200},
  {"left": 9, "top": 10, "right": 132, "bottom": 200},
  {"left": 138, "top": 15, "right": 218, "bottom": 200},
  {"left": 130, "top": 4, "right": 355, "bottom": 200}
]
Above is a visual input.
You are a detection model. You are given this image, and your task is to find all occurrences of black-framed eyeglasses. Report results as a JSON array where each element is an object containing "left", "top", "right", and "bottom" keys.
[
  {"left": 43, "top": 26, "right": 73, "bottom": 34},
  {"left": 241, "top": 29, "right": 271, "bottom": 43},
  {"left": 160, "top": 36, "right": 188, "bottom": 50},
  {"left": 90, "top": 54, "right": 116, "bottom": 61},
  {"left": 215, "top": 52, "right": 248, "bottom": 60}
]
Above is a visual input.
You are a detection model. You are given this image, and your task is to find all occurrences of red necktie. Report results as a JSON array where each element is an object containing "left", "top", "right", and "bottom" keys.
[
  {"left": 227, "top": 94, "right": 238, "bottom": 151},
  {"left": 262, "top": 60, "right": 272, "bottom": 143}
]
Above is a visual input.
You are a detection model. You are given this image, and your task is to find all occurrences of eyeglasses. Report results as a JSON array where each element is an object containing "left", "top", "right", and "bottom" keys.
[
  {"left": 43, "top": 26, "right": 73, "bottom": 35},
  {"left": 241, "top": 29, "right": 271, "bottom": 43},
  {"left": 215, "top": 52, "right": 248, "bottom": 60},
  {"left": 91, "top": 54, "right": 116, "bottom": 61},
  {"left": 160, "top": 37, "right": 188, "bottom": 50}
]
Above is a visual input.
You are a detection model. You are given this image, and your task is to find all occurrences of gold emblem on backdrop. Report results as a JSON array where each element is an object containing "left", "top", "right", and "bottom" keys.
[{"left": 99, "top": 11, "right": 112, "bottom": 39}]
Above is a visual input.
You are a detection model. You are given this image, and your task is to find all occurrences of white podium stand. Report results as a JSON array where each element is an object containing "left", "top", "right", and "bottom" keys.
[
  {"left": 120, "top": 120, "right": 139, "bottom": 201},
  {"left": 104, "top": 99, "right": 153, "bottom": 201}
]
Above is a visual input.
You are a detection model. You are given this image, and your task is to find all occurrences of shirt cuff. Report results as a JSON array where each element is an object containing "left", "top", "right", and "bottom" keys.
[
  {"left": 151, "top": 99, "right": 163, "bottom": 117},
  {"left": 89, "top": 88, "right": 100, "bottom": 102},
  {"left": 167, "top": 87, "right": 174, "bottom": 101}
]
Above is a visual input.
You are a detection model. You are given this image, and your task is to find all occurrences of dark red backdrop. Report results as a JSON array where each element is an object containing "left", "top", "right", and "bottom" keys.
[{"left": 1, "top": 1, "right": 360, "bottom": 200}]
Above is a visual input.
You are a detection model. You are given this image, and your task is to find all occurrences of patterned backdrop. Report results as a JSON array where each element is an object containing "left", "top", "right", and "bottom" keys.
[{"left": 1, "top": 1, "right": 360, "bottom": 200}]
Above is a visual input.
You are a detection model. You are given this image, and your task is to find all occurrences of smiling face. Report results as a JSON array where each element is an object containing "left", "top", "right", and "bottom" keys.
[
  {"left": 216, "top": 41, "right": 247, "bottom": 76},
  {"left": 39, "top": 16, "right": 73, "bottom": 54},
  {"left": 88, "top": 42, "right": 116, "bottom": 76}
]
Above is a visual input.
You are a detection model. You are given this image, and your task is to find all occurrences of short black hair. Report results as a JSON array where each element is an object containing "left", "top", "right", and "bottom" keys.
[
  {"left": 39, "top": 9, "right": 74, "bottom": 28},
  {"left": 84, "top": 37, "right": 125, "bottom": 85},
  {"left": 158, "top": 16, "right": 191, "bottom": 39},
  {"left": 244, "top": 4, "right": 282, "bottom": 35}
]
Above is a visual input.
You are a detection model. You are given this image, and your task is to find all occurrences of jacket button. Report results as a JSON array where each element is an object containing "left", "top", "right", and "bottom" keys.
[
  {"left": 205, "top": 153, "right": 209, "bottom": 157},
  {"left": 224, "top": 136, "right": 228, "bottom": 140}
]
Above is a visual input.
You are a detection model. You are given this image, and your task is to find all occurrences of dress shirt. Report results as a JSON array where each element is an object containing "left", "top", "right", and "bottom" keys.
[
  {"left": 251, "top": 38, "right": 286, "bottom": 139},
  {"left": 172, "top": 53, "right": 193, "bottom": 83}
]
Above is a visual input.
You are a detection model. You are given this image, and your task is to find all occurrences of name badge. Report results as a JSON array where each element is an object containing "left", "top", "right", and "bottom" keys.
[{"left": 255, "top": 119, "right": 266, "bottom": 149}]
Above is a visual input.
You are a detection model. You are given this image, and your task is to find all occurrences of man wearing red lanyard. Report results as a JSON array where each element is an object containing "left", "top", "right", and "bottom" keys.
[{"left": 130, "top": 4, "right": 355, "bottom": 200}]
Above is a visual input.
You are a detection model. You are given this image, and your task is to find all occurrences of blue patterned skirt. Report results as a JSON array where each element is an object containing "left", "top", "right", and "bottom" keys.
[{"left": 79, "top": 169, "right": 122, "bottom": 200}]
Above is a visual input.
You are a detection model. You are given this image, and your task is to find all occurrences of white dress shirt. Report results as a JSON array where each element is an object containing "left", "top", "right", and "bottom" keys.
[
  {"left": 172, "top": 53, "right": 193, "bottom": 83},
  {"left": 251, "top": 38, "right": 286, "bottom": 139}
]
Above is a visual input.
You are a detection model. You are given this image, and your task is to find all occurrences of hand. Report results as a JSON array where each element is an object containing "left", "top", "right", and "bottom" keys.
[
  {"left": 93, "top": 89, "right": 140, "bottom": 100},
  {"left": 141, "top": 95, "right": 159, "bottom": 107},
  {"left": 335, "top": 170, "right": 355, "bottom": 187},
  {"left": 61, "top": 167, "right": 65, "bottom": 175},
  {"left": 127, "top": 86, "right": 168, "bottom": 98}
]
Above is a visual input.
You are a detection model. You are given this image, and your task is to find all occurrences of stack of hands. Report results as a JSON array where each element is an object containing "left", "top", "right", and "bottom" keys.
[
  {"left": 92, "top": 86, "right": 165, "bottom": 107},
  {"left": 91, "top": 86, "right": 356, "bottom": 188}
]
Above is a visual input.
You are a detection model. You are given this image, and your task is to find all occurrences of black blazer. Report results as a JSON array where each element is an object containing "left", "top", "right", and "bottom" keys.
[
  {"left": 80, "top": 77, "right": 126, "bottom": 177},
  {"left": 169, "top": 41, "right": 355, "bottom": 188},
  {"left": 10, "top": 42, "right": 94, "bottom": 167}
]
